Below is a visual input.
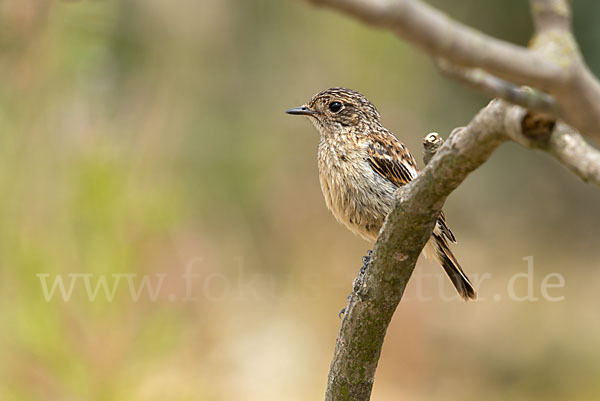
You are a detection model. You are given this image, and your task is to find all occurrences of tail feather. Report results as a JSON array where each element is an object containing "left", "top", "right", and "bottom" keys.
[{"left": 431, "top": 230, "right": 477, "bottom": 301}]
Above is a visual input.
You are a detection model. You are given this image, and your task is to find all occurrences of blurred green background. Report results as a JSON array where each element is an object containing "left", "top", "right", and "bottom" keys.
[{"left": 1, "top": 0, "right": 600, "bottom": 400}]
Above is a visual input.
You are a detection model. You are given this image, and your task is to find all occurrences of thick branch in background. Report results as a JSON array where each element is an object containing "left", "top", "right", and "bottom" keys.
[
  {"left": 305, "top": 0, "right": 600, "bottom": 142},
  {"left": 305, "top": 0, "right": 564, "bottom": 88}
]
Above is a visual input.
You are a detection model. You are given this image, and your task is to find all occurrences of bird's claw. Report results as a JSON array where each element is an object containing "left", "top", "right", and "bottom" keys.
[
  {"left": 340, "top": 251, "right": 372, "bottom": 318},
  {"left": 359, "top": 249, "right": 373, "bottom": 275},
  {"left": 339, "top": 294, "right": 351, "bottom": 318}
]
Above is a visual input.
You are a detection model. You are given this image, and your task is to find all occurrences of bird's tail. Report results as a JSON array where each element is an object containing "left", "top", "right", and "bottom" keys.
[{"left": 430, "top": 224, "right": 477, "bottom": 301}]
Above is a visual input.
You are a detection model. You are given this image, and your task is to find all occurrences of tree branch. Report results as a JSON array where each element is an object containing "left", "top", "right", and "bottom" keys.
[
  {"left": 304, "top": 0, "right": 600, "bottom": 141},
  {"left": 528, "top": 0, "right": 600, "bottom": 140},
  {"left": 506, "top": 115, "right": 600, "bottom": 186},
  {"left": 325, "top": 101, "right": 600, "bottom": 401},
  {"left": 326, "top": 100, "right": 511, "bottom": 401},
  {"left": 546, "top": 124, "right": 600, "bottom": 186},
  {"left": 325, "top": 95, "right": 600, "bottom": 399},
  {"left": 304, "top": 0, "right": 566, "bottom": 90},
  {"left": 529, "top": 0, "right": 571, "bottom": 33}
]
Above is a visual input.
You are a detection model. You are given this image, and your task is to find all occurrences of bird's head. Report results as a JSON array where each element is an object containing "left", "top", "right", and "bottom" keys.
[{"left": 286, "top": 87, "right": 381, "bottom": 136}]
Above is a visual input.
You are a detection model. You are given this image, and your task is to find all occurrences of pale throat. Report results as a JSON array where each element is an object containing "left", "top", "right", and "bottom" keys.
[{"left": 309, "top": 118, "right": 361, "bottom": 139}]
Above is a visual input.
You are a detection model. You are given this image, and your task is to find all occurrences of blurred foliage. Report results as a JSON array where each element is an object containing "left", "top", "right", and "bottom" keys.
[{"left": 1, "top": 0, "right": 599, "bottom": 400}]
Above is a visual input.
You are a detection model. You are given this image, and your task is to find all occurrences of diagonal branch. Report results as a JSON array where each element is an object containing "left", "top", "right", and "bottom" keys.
[
  {"left": 325, "top": 96, "right": 600, "bottom": 400},
  {"left": 304, "top": 0, "right": 566, "bottom": 91},
  {"left": 506, "top": 117, "right": 600, "bottom": 186},
  {"left": 326, "top": 100, "right": 510, "bottom": 401}
]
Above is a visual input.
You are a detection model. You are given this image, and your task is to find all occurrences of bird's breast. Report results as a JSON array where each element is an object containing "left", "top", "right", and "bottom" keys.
[{"left": 317, "top": 138, "right": 396, "bottom": 241}]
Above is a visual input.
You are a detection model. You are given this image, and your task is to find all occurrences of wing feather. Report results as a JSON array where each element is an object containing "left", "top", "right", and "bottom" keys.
[
  {"left": 366, "top": 134, "right": 418, "bottom": 187},
  {"left": 438, "top": 211, "right": 457, "bottom": 243},
  {"left": 365, "top": 131, "right": 457, "bottom": 243}
]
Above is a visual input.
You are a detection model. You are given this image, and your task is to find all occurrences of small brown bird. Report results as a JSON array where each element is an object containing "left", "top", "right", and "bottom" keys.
[{"left": 286, "top": 87, "right": 477, "bottom": 300}]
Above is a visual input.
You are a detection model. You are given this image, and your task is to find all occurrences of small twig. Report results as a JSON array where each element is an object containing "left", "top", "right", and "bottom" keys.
[
  {"left": 422, "top": 132, "right": 444, "bottom": 165},
  {"left": 529, "top": 0, "right": 571, "bottom": 33}
]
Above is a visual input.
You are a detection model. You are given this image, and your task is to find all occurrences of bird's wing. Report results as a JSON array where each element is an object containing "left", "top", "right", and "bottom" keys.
[
  {"left": 366, "top": 132, "right": 419, "bottom": 187},
  {"left": 366, "top": 131, "right": 457, "bottom": 243}
]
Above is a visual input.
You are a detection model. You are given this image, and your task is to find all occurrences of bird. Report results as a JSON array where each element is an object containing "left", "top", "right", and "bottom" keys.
[{"left": 286, "top": 87, "right": 477, "bottom": 301}]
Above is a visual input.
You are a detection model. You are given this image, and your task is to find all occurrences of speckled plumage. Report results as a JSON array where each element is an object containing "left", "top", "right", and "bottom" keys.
[{"left": 287, "top": 87, "right": 476, "bottom": 300}]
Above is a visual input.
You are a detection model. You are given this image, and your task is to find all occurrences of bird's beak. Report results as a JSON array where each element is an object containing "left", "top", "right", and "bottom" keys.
[{"left": 285, "top": 105, "right": 317, "bottom": 116}]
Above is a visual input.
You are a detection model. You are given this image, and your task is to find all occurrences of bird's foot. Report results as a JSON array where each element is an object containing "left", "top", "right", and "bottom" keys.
[
  {"left": 340, "top": 251, "right": 373, "bottom": 318},
  {"left": 339, "top": 295, "right": 351, "bottom": 319},
  {"left": 359, "top": 249, "right": 373, "bottom": 275}
]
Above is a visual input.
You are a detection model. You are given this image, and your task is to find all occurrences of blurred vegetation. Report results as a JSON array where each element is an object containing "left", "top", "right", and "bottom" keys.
[{"left": 1, "top": 1, "right": 599, "bottom": 400}]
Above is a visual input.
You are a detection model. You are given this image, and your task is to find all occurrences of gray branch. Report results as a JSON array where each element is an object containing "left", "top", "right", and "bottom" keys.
[
  {"left": 507, "top": 118, "right": 600, "bottom": 186},
  {"left": 304, "top": 0, "right": 564, "bottom": 89},
  {"left": 304, "top": 0, "right": 600, "bottom": 142},
  {"left": 327, "top": 100, "right": 512, "bottom": 400}
]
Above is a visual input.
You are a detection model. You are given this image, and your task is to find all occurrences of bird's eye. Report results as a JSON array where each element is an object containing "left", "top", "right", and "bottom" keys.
[{"left": 328, "top": 101, "right": 343, "bottom": 113}]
